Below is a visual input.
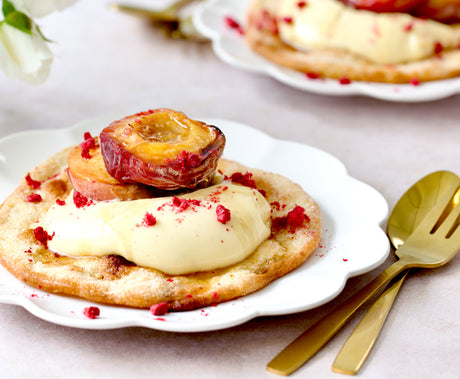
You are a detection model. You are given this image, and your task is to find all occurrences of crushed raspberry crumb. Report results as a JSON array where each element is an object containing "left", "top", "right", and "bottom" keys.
[
  {"left": 186, "top": 294, "right": 193, "bottom": 299},
  {"left": 150, "top": 302, "right": 169, "bottom": 316},
  {"left": 73, "top": 191, "right": 92, "bottom": 208},
  {"left": 339, "top": 77, "right": 351, "bottom": 85},
  {"left": 213, "top": 291, "right": 218, "bottom": 301},
  {"left": 224, "top": 16, "right": 239, "bottom": 28},
  {"left": 224, "top": 16, "right": 244, "bottom": 35},
  {"left": 271, "top": 202, "right": 280, "bottom": 211},
  {"left": 297, "top": 1, "right": 307, "bottom": 8},
  {"left": 25, "top": 173, "right": 41, "bottom": 189},
  {"left": 410, "top": 77, "right": 420, "bottom": 86},
  {"left": 27, "top": 193, "right": 42, "bottom": 203},
  {"left": 229, "top": 172, "right": 256, "bottom": 188},
  {"left": 33, "top": 226, "right": 53, "bottom": 249},
  {"left": 142, "top": 212, "right": 157, "bottom": 227},
  {"left": 80, "top": 144, "right": 92, "bottom": 159},
  {"left": 403, "top": 22, "right": 414, "bottom": 32},
  {"left": 166, "top": 278, "right": 174, "bottom": 282},
  {"left": 343, "top": 258, "right": 349, "bottom": 262},
  {"left": 258, "top": 9, "right": 279, "bottom": 35},
  {"left": 272, "top": 205, "right": 310, "bottom": 233},
  {"left": 135, "top": 110, "right": 154, "bottom": 117},
  {"left": 287, "top": 206, "right": 310, "bottom": 227},
  {"left": 171, "top": 197, "right": 201, "bottom": 212},
  {"left": 216, "top": 205, "right": 231, "bottom": 224},
  {"left": 56, "top": 199, "right": 66, "bottom": 206},
  {"left": 83, "top": 306, "right": 100, "bottom": 319},
  {"left": 228, "top": 171, "right": 266, "bottom": 196},
  {"left": 434, "top": 42, "right": 443, "bottom": 55},
  {"left": 305, "top": 72, "right": 320, "bottom": 79},
  {"left": 80, "top": 132, "right": 97, "bottom": 160},
  {"left": 282, "top": 16, "right": 293, "bottom": 24},
  {"left": 271, "top": 201, "right": 286, "bottom": 211},
  {"left": 173, "top": 196, "right": 187, "bottom": 210},
  {"left": 167, "top": 151, "right": 201, "bottom": 173}
]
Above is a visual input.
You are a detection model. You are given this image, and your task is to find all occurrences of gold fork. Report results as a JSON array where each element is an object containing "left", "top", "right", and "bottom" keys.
[{"left": 267, "top": 184, "right": 460, "bottom": 375}]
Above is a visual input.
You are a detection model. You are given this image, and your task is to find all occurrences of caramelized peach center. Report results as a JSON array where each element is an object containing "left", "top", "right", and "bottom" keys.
[{"left": 114, "top": 111, "right": 216, "bottom": 162}]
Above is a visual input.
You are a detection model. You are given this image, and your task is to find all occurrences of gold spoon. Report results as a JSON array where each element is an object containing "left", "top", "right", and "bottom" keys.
[
  {"left": 332, "top": 170, "right": 460, "bottom": 375},
  {"left": 267, "top": 171, "right": 460, "bottom": 376}
]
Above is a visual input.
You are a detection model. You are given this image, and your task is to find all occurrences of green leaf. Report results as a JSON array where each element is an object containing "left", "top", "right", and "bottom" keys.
[
  {"left": 4, "top": 11, "right": 33, "bottom": 35},
  {"left": 2, "top": 0, "right": 16, "bottom": 17},
  {"left": 37, "top": 25, "right": 52, "bottom": 42}
]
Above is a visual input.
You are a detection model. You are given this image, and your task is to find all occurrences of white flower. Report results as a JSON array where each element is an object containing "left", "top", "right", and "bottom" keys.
[
  {"left": 9, "top": 0, "right": 78, "bottom": 18},
  {"left": 0, "top": 21, "right": 52, "bottom": 85}
]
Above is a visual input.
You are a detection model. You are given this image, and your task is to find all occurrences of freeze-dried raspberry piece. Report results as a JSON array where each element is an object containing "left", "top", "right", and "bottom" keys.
[
  {"left": 83, "top": 306, "right": 100, "bottom": 319},
  {"left": 150, "top": 302, "right": 169, "bottom": 316}
]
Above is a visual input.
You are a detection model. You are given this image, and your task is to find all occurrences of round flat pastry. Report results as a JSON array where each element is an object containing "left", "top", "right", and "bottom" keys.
[
  {"left": 0, "top": 148, "right": 321, "bottom": 311},
  {"left": 246, "top": 0, "right": 460, "bottom": 83}
]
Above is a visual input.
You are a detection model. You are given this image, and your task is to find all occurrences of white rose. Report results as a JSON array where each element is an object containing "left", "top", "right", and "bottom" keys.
[
  {"left": 9, "top": 0, "right": 78, "bottom": 18},
  {"left": 0, "top": 22, "right": 52, "bottom": 85}
]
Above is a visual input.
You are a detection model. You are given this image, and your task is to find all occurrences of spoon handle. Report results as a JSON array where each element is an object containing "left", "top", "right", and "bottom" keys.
[
  {"left": 266, "top": 259, "right": 408, "bottom": 376},
  {"left": 331, "top": 270, "right": 409, "bottom": 375}
]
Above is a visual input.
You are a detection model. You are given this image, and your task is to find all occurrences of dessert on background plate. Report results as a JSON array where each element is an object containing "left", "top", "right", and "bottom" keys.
[
  {"left": 0, "top": 109, "right": 321, "bottom": 312},
  {"left": 245, "top": 0, "right": 460, "bottom": 83}
]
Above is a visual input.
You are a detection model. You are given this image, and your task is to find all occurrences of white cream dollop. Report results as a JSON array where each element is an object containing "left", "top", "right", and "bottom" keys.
[
  {"left": 274, "top": 0, "right": 460, "bottom": 64},
  {"left": 39, "top": 183, "right": 271, "bottom": 275}
]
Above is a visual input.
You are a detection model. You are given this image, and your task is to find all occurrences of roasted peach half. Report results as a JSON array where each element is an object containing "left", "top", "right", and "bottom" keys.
[
  {"left": 341, "top": 0, "right": 424, "bottom": 12},
  {"left": 67, "top": 136, "right": 154, "bottom": 201},
  {"left": 99, "top": 109, "right": 226, "bottom": 190},
  {"left": 412, "top": 0, "right": 460, "bottom": 23}
]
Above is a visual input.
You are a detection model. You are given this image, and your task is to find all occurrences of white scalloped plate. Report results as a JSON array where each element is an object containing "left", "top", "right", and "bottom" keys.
[
  {"left": 193, "top": 0, "right": 460, "bottom": 102},
  {"left": 0, "top": 116, "right": 389, "bottom": 331}
]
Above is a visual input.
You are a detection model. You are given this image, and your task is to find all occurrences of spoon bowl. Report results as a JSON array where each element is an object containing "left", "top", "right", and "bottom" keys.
[
  {"left": 394, "top": 181, "right": 460, "bottom": 268},
  {"left": 388, "top": 170, "right": 460, "bottom": 249}
]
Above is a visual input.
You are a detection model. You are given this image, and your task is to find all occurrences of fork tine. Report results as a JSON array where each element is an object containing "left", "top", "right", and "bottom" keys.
[
  {"left": 411, "top": 185, "right": 459, "bottom": 236},
  {"left": 433, "top": 187, "right": 460, "bottom": 239},
  {"left": 430, "top": 186, "right": 460, "bottom": 233},
  {"left": 446, "top": 208, "right": 460, "bottom": 240}
]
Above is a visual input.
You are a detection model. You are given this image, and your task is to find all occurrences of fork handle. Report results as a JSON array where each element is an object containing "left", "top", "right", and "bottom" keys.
[{"left": 266, "top": 259, "right": 409, "bottom": 376}]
